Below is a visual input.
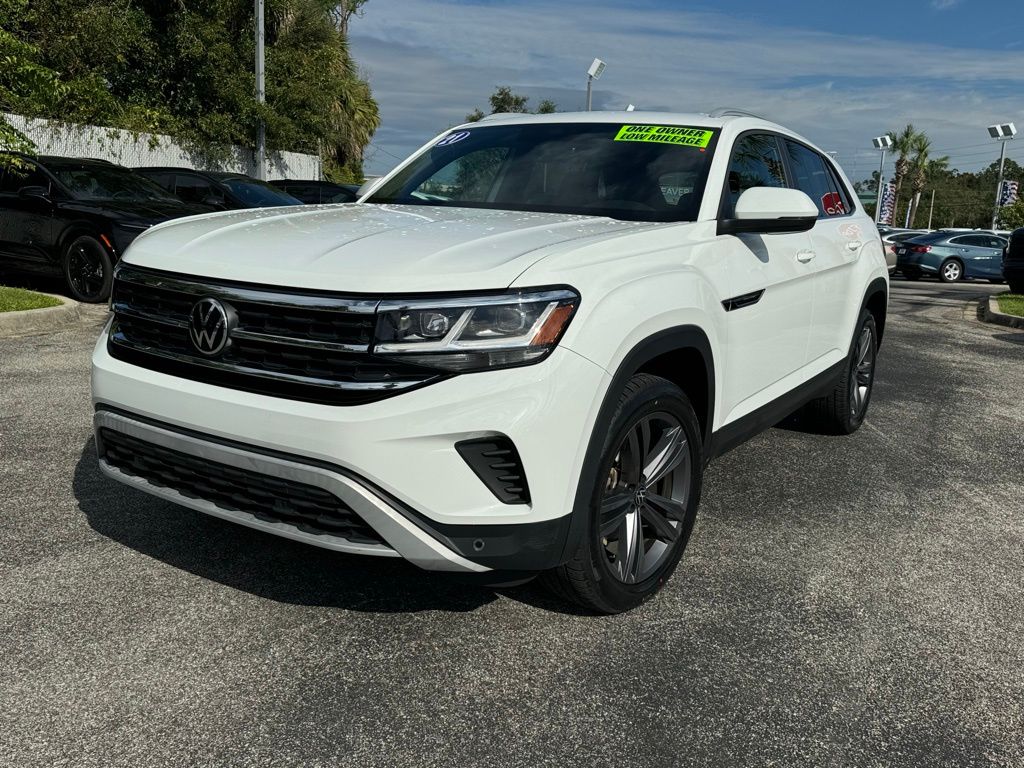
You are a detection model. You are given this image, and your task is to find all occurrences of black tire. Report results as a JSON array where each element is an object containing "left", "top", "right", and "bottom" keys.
[
  {"left": 799, "top": 310, "right": 878, "bottom": 436},
  {"left": 546, "top": 374, "right": 703, "bottom": 614},
  {"left": 988, "top": 279, "right": 1004, "bottom": 285},
  {"left": 903, "top": 271, "right": 920, "bottom": 281},
  {"left": 938, "top": 258, "right": 964, "bottom": 283},
  {"left": 63, "top": 235, "right": 113, "bottom": 303},
  {"left": 1009, "top": 281, "right": 1024, "bottom": 294}
]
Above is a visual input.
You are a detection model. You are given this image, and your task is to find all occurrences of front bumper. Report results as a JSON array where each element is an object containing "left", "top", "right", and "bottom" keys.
[{"left": 91, "top": 333, "right": 610, "bottom": 572}]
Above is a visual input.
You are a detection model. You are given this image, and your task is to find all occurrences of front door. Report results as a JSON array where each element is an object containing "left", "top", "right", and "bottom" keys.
[{"left": 708, "top": 133, "right": 815, "bottom": 426}]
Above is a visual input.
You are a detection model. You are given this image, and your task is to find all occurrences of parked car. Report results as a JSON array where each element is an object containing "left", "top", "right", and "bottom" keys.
[
  {"left": 269, "top": 179, "right": 360, "bottom": 204},
  {"left": 1003, "top": 228, "right": 1024, "bottom": 293},
  {"left": 881, "top": 230, "right": 926, "bottom": 274},
  {"left": 93, "top": 112, "right": 888, "bottom": 613},
  {"left": 896, "top": 230, "right": 1008, "bottom": 282},
  {"left": 133, "top": 167, "right": 302, "bottom": 210},
  {"left": 0, "top": 154, "right": 211, "bottom": 302}
]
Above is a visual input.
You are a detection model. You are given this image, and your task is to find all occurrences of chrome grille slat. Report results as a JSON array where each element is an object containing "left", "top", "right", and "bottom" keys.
[{"left": 108, "top": 265, "right": 439, "bottom": 405}]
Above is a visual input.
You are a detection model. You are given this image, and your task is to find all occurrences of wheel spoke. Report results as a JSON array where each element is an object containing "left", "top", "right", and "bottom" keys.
[
  {"left": 640, "top": 498, "right": 679, "bottom": 543},
  {"left": 642, "top": 426, "right": 686, "bottom": 485},
  {"left": 617, "top": 508, "right": 644, "bottom": 583},
  {"left": 599, "top": 491, "right": 633, "bottom": 538},
  {"left": 646, "top": 491, "right": 687, "bottom": 523}
]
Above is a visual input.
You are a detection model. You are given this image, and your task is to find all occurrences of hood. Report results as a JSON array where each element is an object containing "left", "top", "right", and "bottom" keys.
[
  {"left": 62, "top": 198, "right": 213, "bottom": 223},
  {"left": 122, "top": 204, "right": 650, "bottom": 293}
]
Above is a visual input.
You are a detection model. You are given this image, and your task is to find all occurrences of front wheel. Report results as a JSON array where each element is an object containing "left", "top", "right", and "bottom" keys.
[
  {"left": 939, "top": 259, "right": 964, "bottom": 283},
  {"left": 63, "top": 235, "right": 113, "bottom": 303},
  {"left": 1010, "top": 281, "right": 1024, "bottom": 294},
  {"left": 546, "top": 374, "right": 703, "bottom": 614}
]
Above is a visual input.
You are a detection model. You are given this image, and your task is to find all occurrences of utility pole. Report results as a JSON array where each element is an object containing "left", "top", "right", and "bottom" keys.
[
  {"left": 255, "top": 0, "right": 266, "bottom": 180},
  {"left": 927, "top": 189, "right": 935, "bottom": 230},
  {"left": 871, "top": 135, "right": 892, "bottom": 224}
]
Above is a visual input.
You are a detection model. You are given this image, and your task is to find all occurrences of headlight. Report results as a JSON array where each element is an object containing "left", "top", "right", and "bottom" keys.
[{"left": 373, "top": 288, "right": 579, "bottom": 372}]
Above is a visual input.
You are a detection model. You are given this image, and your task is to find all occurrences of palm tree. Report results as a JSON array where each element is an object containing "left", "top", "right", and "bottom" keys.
[
  {"left": 907, "top": 136, "right": 949, "bottom": 228},
  {"left": 888, "top": 124, "right": 919, "bottom": 226}
]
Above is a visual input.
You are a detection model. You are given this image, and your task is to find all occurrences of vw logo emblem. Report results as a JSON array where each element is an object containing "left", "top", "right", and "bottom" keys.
[
  {"left": 188, "top": 297, "right": 233, "bottom": 356},
  {"left": 634, "top": 485, "right": 648, "bottom": 508}
]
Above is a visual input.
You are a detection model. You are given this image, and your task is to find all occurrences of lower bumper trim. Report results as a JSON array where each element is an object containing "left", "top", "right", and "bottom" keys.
[{"left": 94, "top": 410, "right": 491, "bottom": 573}]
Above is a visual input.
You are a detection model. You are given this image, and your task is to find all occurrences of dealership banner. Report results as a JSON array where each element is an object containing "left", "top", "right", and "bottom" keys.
[
  {"left": 999, "top": 180, "right": 1019, "bottom": 207},
  {"left": 878, "top": 182, "right": 896, "bottom": 224}
]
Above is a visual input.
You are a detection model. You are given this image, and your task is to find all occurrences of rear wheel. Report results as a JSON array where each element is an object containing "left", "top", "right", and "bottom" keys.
[
  {"left": 902, "top": 270, "right": 920, "bottom": 281},
  {"left": 63, "top": 235, "right": 113, "bottom": 302},
  {"left": 798, "top": 310, "right": 878, "bottom": 435},
  {"left": 546, "top": 374, "right": 702, "bottom": 614},
  {"left": 1008, "top": 281, "right": 1024, "bottom": 294},
  {"left": 939, "top": 258, "right": 963, "bottom": 283}
]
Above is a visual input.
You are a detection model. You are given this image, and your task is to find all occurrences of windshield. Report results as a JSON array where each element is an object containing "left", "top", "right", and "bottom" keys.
[
  {"left": 220, "top": 177, "right": 302, "bottom": 207},
  {"left": 50, "top": 163, "right": 178, "bottom": 202},
  {"left": 368, "top": 122, "right": 719, "bottom": 222}
]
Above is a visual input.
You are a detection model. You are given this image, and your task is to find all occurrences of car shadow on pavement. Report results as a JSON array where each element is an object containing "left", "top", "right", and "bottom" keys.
[{"left": 73, "top": 438, "right": 508, "bottom": 614}]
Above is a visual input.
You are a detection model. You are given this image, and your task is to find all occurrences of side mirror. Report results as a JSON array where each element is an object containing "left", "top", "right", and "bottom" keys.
[
  {"left": 718, "top": 187, "right": 818, "bottom": 236},
  {"left": 18, "top": 185, "right": 51, "bottom": 204},
  {"left": 202, "top": 195, "right": 227, "bottom": 209}
]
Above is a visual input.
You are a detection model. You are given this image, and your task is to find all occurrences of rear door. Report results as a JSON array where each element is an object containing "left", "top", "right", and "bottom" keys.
[
  {"left": 781, "top": 139, "right": 861, "bottom": 365},
  {"left": 706, "top": 132, "right": 815, "bottom": 424}
]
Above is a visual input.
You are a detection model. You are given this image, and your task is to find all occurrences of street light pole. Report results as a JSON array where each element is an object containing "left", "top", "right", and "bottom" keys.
[
  {"left": 586, "top": 58, "right": 605, "bottom": 112},
  {"left": 871, "top": 135, "right": 893, "bottom": 224},
  {"left": 255, "top": 0, "right": 266, "bottom": 180},
  {"left": 988, "top": 122, "right": 1017, "bottom": 230}
]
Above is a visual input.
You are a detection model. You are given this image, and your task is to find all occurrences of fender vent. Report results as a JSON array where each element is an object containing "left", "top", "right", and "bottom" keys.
[
  {"left": 722, "top": 289, "right": 765, "bottom": 312},
  {"left": 456, "top": 437, "right": 531, "bottom": 505}
]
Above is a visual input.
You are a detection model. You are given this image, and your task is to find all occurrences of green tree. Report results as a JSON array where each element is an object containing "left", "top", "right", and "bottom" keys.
[
  {"left": 465, "top": 86, "right": 557, "bottom": 123},
  {"left": 13, "top": 0, "right": 379, "bottom": 180},
  {"left": 999, "top": 198, "right": 1024, "bottom": 230},
  {"left": 906, "top": 136, "right": 948, "bottom": 228},
  {"left": 0, "top": 0, "right": 68, "bottom": 169},
  {"left": 887, "top": 124, "right": 920, "bottom": 225}
]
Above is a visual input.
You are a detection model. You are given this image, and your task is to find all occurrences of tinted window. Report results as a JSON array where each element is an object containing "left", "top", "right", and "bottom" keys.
[
  {"left": 0, "top": 164, "right": 49, "bottom": 194},
  {"left": 47, "top": 163, "right": 175, "bottom": 201},
  {"left": 783, "top": 140, "right": 848, "bottom": 218},
  {"left": 370, "top": 122, "right": 720, "bottom": 222},
  {"left": 219, "top": 177, "right": 302, "bottom": 207},
  {"left": 723, "top": 134, "right": 786, "bottom": 217},
  {"left": 174, "top": 174, "right": 219, "bottom": 204},
  {"left": 951, "top": 235, "right": 986, "bottom": 247}
]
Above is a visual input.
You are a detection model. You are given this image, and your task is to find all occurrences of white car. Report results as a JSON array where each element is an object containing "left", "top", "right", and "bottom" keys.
[{"left": 91, "top": 112, "right": 888, "bottom": 613}]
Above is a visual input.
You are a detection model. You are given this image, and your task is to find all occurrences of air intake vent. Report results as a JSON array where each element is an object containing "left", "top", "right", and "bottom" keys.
[{"left": 456, "top": 437, "right": 531, "bottom": 505}]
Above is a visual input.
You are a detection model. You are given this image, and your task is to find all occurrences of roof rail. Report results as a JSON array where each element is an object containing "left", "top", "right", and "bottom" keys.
[
  {"left": 478, "top": 112, "right": 530, "bottom": 122},
  {"left": 708, "top": 107, "right": 766, "bottom": 120}
]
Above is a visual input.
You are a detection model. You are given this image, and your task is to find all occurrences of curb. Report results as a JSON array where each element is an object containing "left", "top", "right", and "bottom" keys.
[
  {"left": 0, "top": 293, "right": 81, "bottom": 337},
  {"left": 979, "top": 295, "right": 1024, "bottom": 330}
]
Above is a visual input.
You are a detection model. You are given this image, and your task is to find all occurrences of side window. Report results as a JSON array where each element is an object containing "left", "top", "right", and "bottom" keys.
[
  {"left": 0, "top": 164, "right": 49, "bottom": 195},
  {"left": 954, "top": 235, "right": 985, "bottom": 247},
  {"left": 723, "top": 134, "right": 786, "bottom": 217},
  {"left": 783, "top": 140, "right": 848, "bottom": 218},
  {"left": 174, "top": 174, "right": 217, "bottom": 204}
]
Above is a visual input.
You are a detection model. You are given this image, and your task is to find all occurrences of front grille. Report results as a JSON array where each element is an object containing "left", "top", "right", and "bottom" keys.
[
  {"left": 98, "top": 427, "right": 384, "bottom": 544},
  {"left": 107, "top": 265, "right": 440, "bottom": 405}
]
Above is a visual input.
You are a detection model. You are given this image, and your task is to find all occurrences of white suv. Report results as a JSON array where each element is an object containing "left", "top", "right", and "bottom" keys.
[{"left": 91, "top": 112, "right": 888, "bottom": 613}]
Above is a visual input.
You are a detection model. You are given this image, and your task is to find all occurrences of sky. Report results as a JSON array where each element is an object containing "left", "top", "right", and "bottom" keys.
[{"left": 350, "top": 0, "right": 1024, "bottom": 182}]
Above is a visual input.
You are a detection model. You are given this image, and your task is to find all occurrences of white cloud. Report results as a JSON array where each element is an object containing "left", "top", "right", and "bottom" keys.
[
  {"left": 931, "top": 0, "right": 962, "bottom": 9},
  {"left": 350, "top": 0, "right": 1024, "bottom": 180}
]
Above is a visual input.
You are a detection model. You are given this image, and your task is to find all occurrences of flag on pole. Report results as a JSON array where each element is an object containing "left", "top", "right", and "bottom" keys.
[
  {"left": 879, "top": 182, "right": 896, "bottom": 224},
  {"left": 998, "top": 180, "right": 1019, "bottom": 207}
]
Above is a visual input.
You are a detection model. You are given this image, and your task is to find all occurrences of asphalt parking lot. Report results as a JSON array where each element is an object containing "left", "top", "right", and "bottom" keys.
[{"left": 2, "top": 279, "right": 1022, "bottom": 767}]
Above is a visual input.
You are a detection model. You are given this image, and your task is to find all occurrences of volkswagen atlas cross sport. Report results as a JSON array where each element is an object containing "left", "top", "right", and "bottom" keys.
[{"left": 91, "top": 112, "right": 888, "bottom": 613}]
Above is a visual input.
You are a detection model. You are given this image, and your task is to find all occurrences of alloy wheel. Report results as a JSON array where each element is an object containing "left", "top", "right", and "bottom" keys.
[
  {"left": 599, "top": 412, "right": 691, "bottom": 584},
  {"left": 942, "top": 261, "right": 962, "bottom": 281},
  {"left": 849, "top": 325, "right": 875, "bottom": 418},
  {"left": 67, "top": 242, "right": 107, "bottom": 300}
]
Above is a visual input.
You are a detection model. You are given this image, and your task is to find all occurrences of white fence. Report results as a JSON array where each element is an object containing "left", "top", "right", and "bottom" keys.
[{"left": 3, "top": 113, "right": 321, "bottom": 179}]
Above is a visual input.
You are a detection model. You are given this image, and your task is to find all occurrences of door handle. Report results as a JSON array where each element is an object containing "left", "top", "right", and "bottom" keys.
[
  {"left": 846, "top": 240, "right": 862, "bottom": 251},
  {"left": 796, "top": 250, "right": 816, "bottom": 263}
]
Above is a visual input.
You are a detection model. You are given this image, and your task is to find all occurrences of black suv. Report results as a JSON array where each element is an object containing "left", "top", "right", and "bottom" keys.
[
  {"left": 0, "top": 155, "right": 211, "bottom": 302},
  {"left": 1004, "top": 228, "right": 1024, "bottom": 293},
  {"left": 134, "top": 167, "right": 302, "bottom": 210},
  {"left": 270, "top": 179, "right": 360, "bottom": 204}
]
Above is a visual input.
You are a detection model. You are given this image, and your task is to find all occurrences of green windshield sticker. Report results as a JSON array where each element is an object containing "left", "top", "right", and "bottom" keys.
[{"left": 614, "top": 125, "right": 714, "bottom": 147}]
